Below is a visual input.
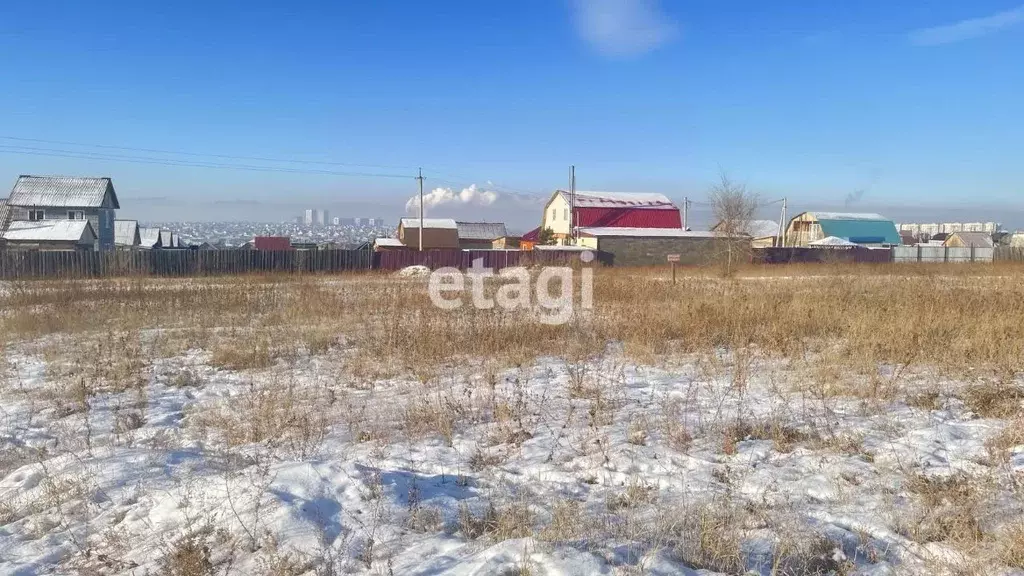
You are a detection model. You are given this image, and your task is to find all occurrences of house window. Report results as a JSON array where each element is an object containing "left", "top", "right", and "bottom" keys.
[
  {"left": 28, "top": 210, "right": 44, "bottom": 221},
  {"left": 564, "top": 208, "right": 568, "bottom": 220},
  {"left": 551, "top": 208, "right": 556, "bottom": 221},
  {"left": 68, "top": 210, "right": 85, "bottom": 220}
]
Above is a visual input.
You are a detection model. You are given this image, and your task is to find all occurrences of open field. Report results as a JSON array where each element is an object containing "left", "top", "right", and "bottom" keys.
[{"left": 1, "top": 265, "right": 1024, "bottom": 575}]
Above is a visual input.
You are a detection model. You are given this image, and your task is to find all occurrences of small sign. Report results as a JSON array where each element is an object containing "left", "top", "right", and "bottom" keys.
[{"left": 667, "top": 254, "right": 681, "bottom": 263}]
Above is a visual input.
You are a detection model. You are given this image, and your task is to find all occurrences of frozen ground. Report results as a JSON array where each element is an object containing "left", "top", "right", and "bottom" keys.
[{"left": 1, "top": 337, "right": 1023, "bottom": 575}]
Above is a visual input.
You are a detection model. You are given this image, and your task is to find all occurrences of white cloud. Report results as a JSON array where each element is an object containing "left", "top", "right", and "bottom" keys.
[
  {"left": 569, "top": 0, "right": 677, "bottom": 57},
  {"left": 909, "top": 5, "right": 1024, "bottom": 46},
  {"left": 405, "top": 184, "right": 499, "bottom": 213}
]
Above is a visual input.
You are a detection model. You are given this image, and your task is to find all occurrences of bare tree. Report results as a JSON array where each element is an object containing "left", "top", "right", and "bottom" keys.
[{"left": 709, "top": 173, "right": 760, "bottom": 275}]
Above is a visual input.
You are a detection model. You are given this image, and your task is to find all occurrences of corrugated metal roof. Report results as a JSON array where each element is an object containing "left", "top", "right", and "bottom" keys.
[
  {"left": 456, "top": 221, "right": 507, "bottom": 240},
  {"left": 556, "top": 190, "right": 677, "bottom": 209},
  {"left": 575, "top": 206, "right": 682, "bottom": 228},
  {"left": 947, "top": 231, "right": 994, "bottom": 248},
  {"left": 159, "top": 230, "right": 173, "bottom": 247},
  {"left": 400, "top": 218, "right": 458, "bottom": 229},
  {"left": 3, "top": 220, "right": 95, "bottom": 242},
  {"left": 139, "top": 227, "right": 161, "bottom": 248},
  {"left": 818, "top": 219, "right": 901, "bottom": 245},
  {"left": 578, "top": 227, "right": 720, "bottom": 238},
  {"left": 8, "top": 175, "right": 120, "bottom": 208},
  {"left": 811, "top": 212, "right": 889, "bottom": 221},
  {"left": 374, "top": 238, "right": 406, "bottom": 247},
  {"left": 114, "top": 219, "right": 139, "bottom": 246}
]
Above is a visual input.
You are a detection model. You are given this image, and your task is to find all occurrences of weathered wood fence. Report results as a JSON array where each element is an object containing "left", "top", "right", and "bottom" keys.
[
  {"left": 0, "top": 249, "right": 373, "bottom": 279},
  {"left": 994, "top": 247, "right": 1024, "bottom": 262},
  {"left": 0, "top": 248, "right": 592, "bottom": 279}
]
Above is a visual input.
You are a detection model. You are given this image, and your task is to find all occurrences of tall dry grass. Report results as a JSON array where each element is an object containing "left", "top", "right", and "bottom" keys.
[{"left": 3, "top": 266, "right": 1023, "bottom": 381}]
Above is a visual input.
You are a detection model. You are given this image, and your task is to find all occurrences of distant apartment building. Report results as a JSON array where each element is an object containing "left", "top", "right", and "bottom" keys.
[
  {"left": 316, "top": 210, "right": 329, "bottom": 226},
  {"left": 332, "top": 216, "right": 341, "bottom": 226},
  {"left": 303, "top": 209, "right": 315, "bottom": 226},
  {"left": 898, "top": 222, "right": 1000, "bottom": 238}
]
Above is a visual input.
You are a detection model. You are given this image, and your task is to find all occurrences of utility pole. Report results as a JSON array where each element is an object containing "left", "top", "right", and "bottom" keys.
[
  {"left": 777, "top": 197, "right": 788, "bottom": 248},
  {"left": 569, "top": 165, "right": 576, "bottom": 244},
  {"left": 416, "top": 168, "right": 425, "bottom": 251},
  {"left": 682, "top": 197, "right": 689, "bottom": 230}
]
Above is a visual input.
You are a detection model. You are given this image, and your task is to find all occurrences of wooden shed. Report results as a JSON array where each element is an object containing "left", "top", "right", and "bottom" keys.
[{"left": 397, "top": 218, "right": 459, "bottom": 250}]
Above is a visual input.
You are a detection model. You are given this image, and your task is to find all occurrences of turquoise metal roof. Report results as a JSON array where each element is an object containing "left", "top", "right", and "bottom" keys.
[{"left": 818, "top": 218, "right": 900, "bottom": 245}]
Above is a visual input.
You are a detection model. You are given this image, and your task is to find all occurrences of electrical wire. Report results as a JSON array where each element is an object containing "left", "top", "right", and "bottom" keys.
[
  {"left": 0, "top": 135, "right": 413, "bottom": 171},
  {"left": 0, "top": 144, "right": 416, "bottom": 179}
]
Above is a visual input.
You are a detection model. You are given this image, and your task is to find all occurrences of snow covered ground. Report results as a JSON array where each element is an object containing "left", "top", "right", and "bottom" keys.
[{"left": 0, "top": 312, "right": 1022, "bottom": 576}]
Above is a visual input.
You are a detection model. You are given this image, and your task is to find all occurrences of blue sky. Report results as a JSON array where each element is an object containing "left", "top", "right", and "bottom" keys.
[{"left": 1, "top": 1, "right": 1023, "bottom": 225}]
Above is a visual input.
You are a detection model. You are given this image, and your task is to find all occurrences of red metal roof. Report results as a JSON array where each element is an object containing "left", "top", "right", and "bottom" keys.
[
  {"left": 521, "top": 227, "right": 541, "bottom": 241},
  {"left": 254, "top": 236, "right": 293, "bottom": 250},
  {"left": 575, "top": 207, "right": 681, "bottom": 229}
]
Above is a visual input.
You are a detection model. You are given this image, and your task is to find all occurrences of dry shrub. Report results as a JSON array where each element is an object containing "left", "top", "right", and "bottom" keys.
[
  {"left": 161, "top": 531, "right": 214, "bottom": 576},
  {"left": 660, "top": 398, "right": 693, "bottom": 452},
  {"left": 192, "top": 380, "right": 329, "bottom": 457},
  {"left": 607, "top": 480, "right": 657, "bottom": 512},
  {"left": 408, "top": 506, "right": 444, "bottom": 533},
  {"left": 906, "top": 390, "right": 943, "bottom": 411},
  {"left": 768, "top": 532, "right": 851, "bottom": 576},
  {"left": 457, "top": 501, "right": 535, "bottom": 541},
  {"left": 665, "top": 500, "right": 747, "bottom": 574},
  {"left": 468, "top": 448, "right": 506, "bottom": 471},
  {"left": 169, "top": 368, "right": 203, "bottom": 389},
  {"left": 539, "top": 500, "right": 585, "bottom": 542},
  {"left": 403, "top": 394, "right": 462, "bottom": 446},
  {"left": 997, "top": 522, "right": 1024, "bottom": 568},
  {"left": 987, "top": 418, "right": 1024, "bottom": 462},
  {"left": 901, "top": 473, "right": 986, "bottom": 547},
  {"left": 962, "top": 382, "right": 1024, "bottom": 419},
  {"left": 626, "top": 416, "right": 649, "bottom": 446},
  {"left": 209, "top": 334, "right": 276, "bottom": 371},
  {"left": 722, "top": 418, "right": 811, "bottom": 454}
]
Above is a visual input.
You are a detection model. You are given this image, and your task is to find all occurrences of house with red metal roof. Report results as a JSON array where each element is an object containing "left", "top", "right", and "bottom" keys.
[{"left": 540, "top": 190, "right": 682, "bottom": 245}]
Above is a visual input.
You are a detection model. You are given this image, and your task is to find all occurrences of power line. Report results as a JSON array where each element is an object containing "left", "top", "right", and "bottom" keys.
[
  {"left": 0, "top": 144, "right": 415, "bottom": 179},
  {"left": 0, "top": 135, "right": 413, "bottom": 171}
]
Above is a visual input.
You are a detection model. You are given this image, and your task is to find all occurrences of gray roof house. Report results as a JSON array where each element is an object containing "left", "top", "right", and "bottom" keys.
[
  {"left": 3, "top": 220, "right": 98, "bottom": 251},
  {"left": 7, "top": 176, "right": 120, "bottom": 251},
  {"left": 114, "top": 219, "right": 141, "bottom": 248},
  {"left": 456, "top": 221, "right": 508, "bottom": 249},
  {"left": 139, "top": 227, "right": 163, "bottom": 249}
]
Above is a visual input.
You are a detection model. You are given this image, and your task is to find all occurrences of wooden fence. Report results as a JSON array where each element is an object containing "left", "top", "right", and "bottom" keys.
[
  {"left": 0, "top": 249, "right": 373, "bottom": 279},
  {"left": 376, "top": 249, "right": 587, "bottom": 271},
  {"left": 0, "top": 248, "right": 593, "bottom": 279},
  {"left": 752, "top": 247, "right": 893, "bottom": 264},
  {"left": 995, "top": 247, "right": 1024, "bottom": 262}
]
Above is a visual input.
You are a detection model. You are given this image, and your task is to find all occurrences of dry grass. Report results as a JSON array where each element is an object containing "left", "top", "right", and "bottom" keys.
[
  {"left": 901, "top": 473, "right": 987, "bottom": 548},
  {"left": 3, "top": 267, "right": 1024, "bottom": 381},
  {"left": 6, "top": 266, "right": 1024, "bottom": 573}
]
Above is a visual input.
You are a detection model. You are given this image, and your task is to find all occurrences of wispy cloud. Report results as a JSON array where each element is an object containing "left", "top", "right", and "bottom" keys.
[
  {"left": 569, "top": 0, "right": 677, "bottom": 57},
  {"left": 909, "top": 4, "right": 1024, "bottom": 46}
]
